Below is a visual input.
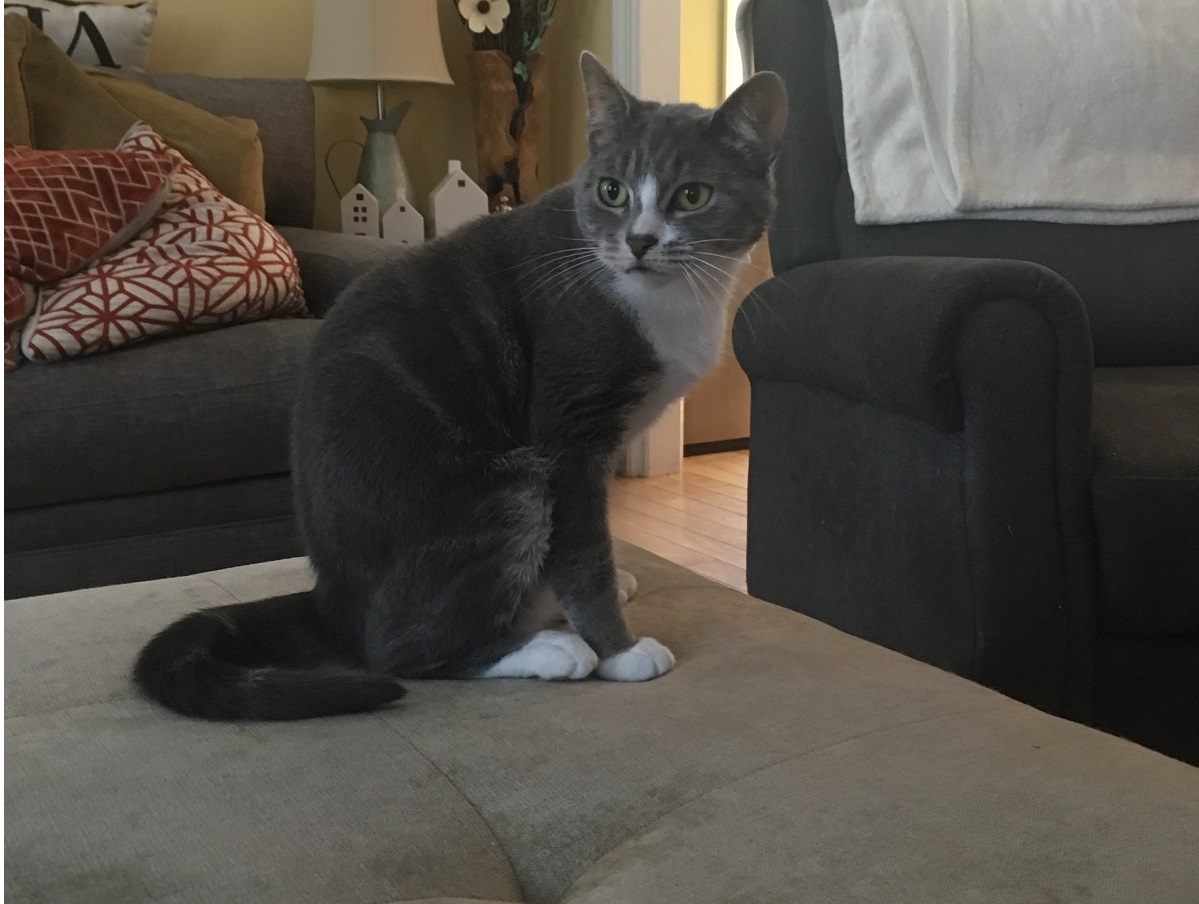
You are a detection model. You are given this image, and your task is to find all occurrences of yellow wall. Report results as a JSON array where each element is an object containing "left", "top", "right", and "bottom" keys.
[
  {"left": 679, "top": 0, "right": 725, "bottom": 107},
  {"left": 146, "top": 0, "right": 610, "bottom": 231},
  {"left": 542, "top": 1, "right": 612, "bottom": 192}
]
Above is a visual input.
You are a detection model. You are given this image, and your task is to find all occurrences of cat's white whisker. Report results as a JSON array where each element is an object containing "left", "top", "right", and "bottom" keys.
[
  {"left": 533, "top": 258, "right": 608, "bottom": 311},
  {"left": 491, "top": 244, "right": 595, "bottom": 278},
  {"left": 520, "top": 251, "right": 604, "bottom": 298},
  {"left": 498, "top": 252, "right": 597, "bottom": 295},
  {"left": 686, "top": 249, "right": 755, "bottom": 267},
  {"left": 686, "top": 250, "right": 778, "bottom": 293},
  {"left": 572, "top": 264, "right": 612, "bottom": 304},
  {"left": 689, "top": 255, "right": 787, "bottom": 336},
  {"left": 497, "top": 252, "right": 602, "bottom": 305},
  {"left": 683, "top": 261, "right": 726, "bottom": 314},
  {"left": 679, "top": 263, "right": 702, "bottom": 305},
  {"left": 517, "top": 247, "right": 600, "bottom": 274}
]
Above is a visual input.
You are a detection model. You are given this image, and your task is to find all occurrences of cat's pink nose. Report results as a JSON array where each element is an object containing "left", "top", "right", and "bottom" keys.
[{"left": 626, "top": 233, "right": 658, "bottom": 260}]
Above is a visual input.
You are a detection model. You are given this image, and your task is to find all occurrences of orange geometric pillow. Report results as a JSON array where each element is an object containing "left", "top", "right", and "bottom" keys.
[
  {"left": 3, "top": 142, "right": 175, "bottom": 369},
  {"left": 20, "top": 123, "right": 307, "bottom": 363}
]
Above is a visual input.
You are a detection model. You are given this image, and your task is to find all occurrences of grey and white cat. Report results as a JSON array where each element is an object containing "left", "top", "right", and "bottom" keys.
[{"left": 133, "top": 53, "right": 787, "bottom": 720}]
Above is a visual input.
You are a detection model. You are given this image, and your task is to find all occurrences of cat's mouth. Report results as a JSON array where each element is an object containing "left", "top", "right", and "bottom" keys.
[{"left": 625, "top": 262, "right": 668, "bottom": 277}]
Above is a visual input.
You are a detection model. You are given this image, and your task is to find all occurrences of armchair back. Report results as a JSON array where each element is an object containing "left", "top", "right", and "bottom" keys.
[{"left": 743, "top": 0, "right": 1199, "bottom": 366}]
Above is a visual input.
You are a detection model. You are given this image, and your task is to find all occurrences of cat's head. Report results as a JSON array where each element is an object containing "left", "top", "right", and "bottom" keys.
[{"left": 573, "top": 52, "right": 787, "bottom": 294}]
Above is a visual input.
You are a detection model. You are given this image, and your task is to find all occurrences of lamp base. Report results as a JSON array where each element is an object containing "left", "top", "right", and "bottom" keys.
[{"left": 356, "top": 98, "right": 414, "bottom": 213}]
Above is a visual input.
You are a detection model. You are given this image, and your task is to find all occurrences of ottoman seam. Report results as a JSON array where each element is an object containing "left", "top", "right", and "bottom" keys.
[
  {"left": 200, "top": 575, "right": 247, "bottom": 606},
  {"left": 368, "top": 712, "right": 527, "bottom": 903},
  {"left": 561, "top": 704, "right": 1008, "bottom": 896}
]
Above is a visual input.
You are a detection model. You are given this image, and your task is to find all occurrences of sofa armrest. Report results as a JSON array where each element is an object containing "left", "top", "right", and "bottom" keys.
[
  {"left": 277, "top": 227, "right": 401, "bottom": 317},
  {"left": 733, "top": 256, "right": 1091, "bottom": 433}
]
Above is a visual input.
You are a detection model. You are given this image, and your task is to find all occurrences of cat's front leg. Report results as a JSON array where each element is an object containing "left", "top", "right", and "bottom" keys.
[{"left": 545, "top": 456, "right": 674, "bottom": 682}]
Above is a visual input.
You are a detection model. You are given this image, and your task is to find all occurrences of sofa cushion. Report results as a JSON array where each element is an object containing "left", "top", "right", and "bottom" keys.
[
  {"left": 3, "top": 15, "right": 265, "bottom": 215},
  {"left": 20, "top": 123, "right": 306, "bottom": 364},
  {"left": 89, "top": 68, "right": 266, "bottom": 217},
  {"left": 4, "top": 0, "right": 159, "bottom": 70},
  {"left": 1091, "top": 366, "right": 1199, "bottom": 636},
  {"left": 4, "top": 318, "right": 319, "bottom": 510},
  {"left": 276, "top": 226, "right": 398, "bottom": 316},
  {"left": 3, "top": 13, "right": 31, "bottom": 144},
  {"left": 4, "top": 474, "right": 302, "bottom": 599}
]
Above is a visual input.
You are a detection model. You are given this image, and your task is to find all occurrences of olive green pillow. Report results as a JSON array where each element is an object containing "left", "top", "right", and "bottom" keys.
[
  {"left": 3, "top": 15, "right": 265, "bottom": 217},
  {"left": 4, "top": 14, "right": 33, "bottom": 145}
]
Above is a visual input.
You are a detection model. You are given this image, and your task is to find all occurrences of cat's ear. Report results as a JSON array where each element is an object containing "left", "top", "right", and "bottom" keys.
[
  {"left": 712, "top": 71, "right": 789, "bottom": 163},
  {"left": 580, "top": 51, "right": 636, "bottom": 150}
]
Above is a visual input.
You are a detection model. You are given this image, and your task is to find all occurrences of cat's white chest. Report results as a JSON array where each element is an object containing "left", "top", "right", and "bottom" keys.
[{"left": 614, "top": 262, "right": 744, "bottom": 435}]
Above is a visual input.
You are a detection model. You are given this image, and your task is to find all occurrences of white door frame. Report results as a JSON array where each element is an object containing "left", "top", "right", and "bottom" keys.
[{"left": 611, "top": 0, "right": 685, "bottom": 477}]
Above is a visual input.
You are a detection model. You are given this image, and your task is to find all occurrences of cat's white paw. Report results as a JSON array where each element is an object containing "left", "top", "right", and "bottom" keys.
[
  {"left": 482, "top": 630, "right": 598, "bottom": 681},
  {"left": 596, "top": 637, "right": 675, "bottom": 682},
  {"left": 616, "top": 569, "right": 639, "bottom": 607}
]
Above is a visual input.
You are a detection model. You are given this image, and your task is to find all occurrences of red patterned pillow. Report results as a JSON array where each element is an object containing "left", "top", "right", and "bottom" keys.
[
  {"left": 20, "top": 123, "right": 307, "bottom": 363},
  {"left": 3, "top": 142, "right": 175, "bottom": 369}
]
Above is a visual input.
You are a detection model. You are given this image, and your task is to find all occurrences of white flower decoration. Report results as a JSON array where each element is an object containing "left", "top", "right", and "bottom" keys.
[{"left": 458, "top": 0, "right": 510, "bottom": 35}]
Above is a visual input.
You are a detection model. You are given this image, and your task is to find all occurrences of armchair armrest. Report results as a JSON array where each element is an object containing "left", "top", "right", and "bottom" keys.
[
  {"left": 277, "top": 227, "right": 401, "bottom": 317},
  {"left": 733, "top": 254, "right": 1099, "bottom": 719},
  {"left": 733, "top": 256, "right": 1092, "bottom": 433}
]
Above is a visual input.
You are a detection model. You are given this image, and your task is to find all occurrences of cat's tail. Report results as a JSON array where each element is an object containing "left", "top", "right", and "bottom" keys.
[{"left": 132, "top": 592, "right": 406, "bottom": 721}]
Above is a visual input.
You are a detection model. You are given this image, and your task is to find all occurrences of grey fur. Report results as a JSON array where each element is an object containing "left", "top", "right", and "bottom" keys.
[{"left": 131, "top": 54, "right": 788, "bottom": 720}]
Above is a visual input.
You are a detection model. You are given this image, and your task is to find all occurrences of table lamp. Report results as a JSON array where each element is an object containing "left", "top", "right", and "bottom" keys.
[{"left": 307, "top": 0, "right": 453, "bottom": 217}]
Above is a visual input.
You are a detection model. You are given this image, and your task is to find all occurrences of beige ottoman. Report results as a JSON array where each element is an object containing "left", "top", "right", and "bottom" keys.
[{"left": 6, "top": 541, "right": 1198, "bottom": 903}]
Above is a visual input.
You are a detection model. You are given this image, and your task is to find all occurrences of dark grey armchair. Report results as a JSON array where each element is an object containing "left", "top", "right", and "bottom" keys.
[{"left": 734, "top": 0, "right": 1198, "bottom": 763}]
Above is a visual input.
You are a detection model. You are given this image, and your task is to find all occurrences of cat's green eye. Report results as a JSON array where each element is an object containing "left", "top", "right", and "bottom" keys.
[
  {"left": 597, "top": 178, "right": 629, "bottom": 208},
  {"left": 672, "top": 183, "right": 713, "bottom": 212}
]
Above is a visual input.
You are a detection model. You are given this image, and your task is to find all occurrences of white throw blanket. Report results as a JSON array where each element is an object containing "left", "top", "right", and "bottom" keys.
[{"left": 828, "top": 0, "right": 1199, "bottom": 225}]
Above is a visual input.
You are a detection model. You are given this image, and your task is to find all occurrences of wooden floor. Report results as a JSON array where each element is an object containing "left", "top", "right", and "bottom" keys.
[{"left": 610, "top": 450, "right": 749, "bottom": 592}]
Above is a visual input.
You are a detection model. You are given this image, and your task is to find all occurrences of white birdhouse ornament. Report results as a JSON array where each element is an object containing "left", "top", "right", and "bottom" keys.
[
  {"left": 429, "top": 160, "right": 488, "bottom": 237},
  {"left": 341, "top": 184, "right": 380, "bottom": 238},
  {"left": 381, "top": 189, "right": 425, "bottom": 246}
]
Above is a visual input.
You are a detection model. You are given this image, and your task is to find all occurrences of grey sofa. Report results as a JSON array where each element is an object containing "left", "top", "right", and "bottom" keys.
[
  {"left": 734, "top": 0, "right": 1198, "bottom": 764},
  {"left": 4, "top": 75, "right": 397, "bottom": 600}
]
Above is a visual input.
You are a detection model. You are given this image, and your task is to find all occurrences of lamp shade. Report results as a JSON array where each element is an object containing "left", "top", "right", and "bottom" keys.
[{"left": 307, "top": 0, "right": 453, "bottom": 85}]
